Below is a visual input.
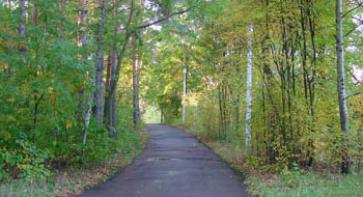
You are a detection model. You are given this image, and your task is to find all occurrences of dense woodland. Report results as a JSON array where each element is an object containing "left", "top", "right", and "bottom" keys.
[{"left": 1, "top": 0, "right": 363, "bottom": 194}]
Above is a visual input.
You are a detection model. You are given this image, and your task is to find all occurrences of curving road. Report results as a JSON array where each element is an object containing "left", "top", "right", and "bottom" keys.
[{"left": 78, "top": 124, "right": 250, "bottom": 197}]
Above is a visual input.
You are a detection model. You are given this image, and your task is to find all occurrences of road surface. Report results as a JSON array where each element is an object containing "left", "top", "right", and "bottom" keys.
[{"left": 78, "top": 124, "right": 250, "bottom": 197}]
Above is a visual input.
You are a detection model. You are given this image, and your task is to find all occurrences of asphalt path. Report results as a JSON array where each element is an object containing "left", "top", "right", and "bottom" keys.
[{"left": 77, "top": 124, "right": 250, "bottom": 197}]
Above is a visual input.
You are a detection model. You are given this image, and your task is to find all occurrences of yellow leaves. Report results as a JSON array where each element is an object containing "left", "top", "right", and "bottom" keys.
[
  {"left": 3, "top": 131, "right": 11, "bottom": 141},
  {"left": 186, "top": 94, "right": 200, "bottom": 107},
  {"left": 21, "top": 83, "right": 30, "bottom": 95},
  {"left": 7, "top": 97, "right": 15, "bottom": 103},
  {"left": 36, "top": 71, "right": 43, "bottom": 76},
  {"left": 48, "top": 86, "right": 53, "bottom": 94},
  {"left": 66, "top": 120, "right": 74, "bottom": 129},
  {"left": 6, "top": 115, "right": 16, "bottom": 122},
  {"left": 0, "top": 62, "right": 8, "bottom": 69}
]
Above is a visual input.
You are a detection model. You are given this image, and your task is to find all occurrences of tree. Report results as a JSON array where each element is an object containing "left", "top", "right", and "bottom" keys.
[
  {"left": 104, "top": 0, "right": 134, "bottom": 132},
  {"left": 94, "top": 0, "right": 106, "bottom": 125},
  {"left": 182, "top": 63, "right": 187, "bottom": 126},
  {"left": 132, "top": 36, "right": 141, "bottom": 128},
  {"left": 19, "top": 0, "right": 26, "bottom": 37},
  {"left": 245, "top": 25, "right": 253, "bottom": 151},
  {"left": 336, "top": 0, "right": 351, "bottom": 173}
]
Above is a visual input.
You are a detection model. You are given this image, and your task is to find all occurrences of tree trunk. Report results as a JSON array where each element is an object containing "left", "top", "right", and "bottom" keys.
[
  {"left": 104, "top": 0, "right": 119, "bottom": 136},
  {"left": 336, "top": 0, "right": 351, "bottom": 173},
  {"left": 110, "top": 48, "right": 118, "bottom": 135},
  {"left": 245, "top": 25, "right": 253, "bottom": 151},
  {"left": 94, "top": 0, "right": 106, "bottom": 126},
  {"left": 105, "top": 0, "right": 135, "bottom": 129},
  {"left": 76, "top": 0, "right": 92, "bottom": 146},
  {"left": 78, "top": 0, "right": 87, "bottom": 48},
  {"left": 182, "top": 64, "right": 187, "bottom": 126},
  {"left": 19, "top": 0, "right": 26, "bottom": 37},
  {"left": 132, "top": 39, "right": 140, "bottom": 128}
]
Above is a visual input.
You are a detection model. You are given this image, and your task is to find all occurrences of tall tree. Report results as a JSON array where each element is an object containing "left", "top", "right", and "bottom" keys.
[
  {"left": 245, "top": 25, "right": 253, "bottom": 150},
  {"left": 94, "top": 0, "right": 106, "bottom": 125},
  {"left": 104, "top": 0, "right": 119, "bottom": 136},
  {"left": 19, "top": 0, "right": 26, "bottom": 37},
  {"left": 104, "top": 0, "right": 134, "bottom": 131},
  {"left": 77, "top": 0, "right": 92, "bottom": 145},
  {"left": 336, "top": 0, "right": 350, "bottom": 173},
  {"left": 182, "top": 63, "right": 187, "bottom": 126},
  {"left": 132, "top": 38, "right": 141, "bottom": 128}
]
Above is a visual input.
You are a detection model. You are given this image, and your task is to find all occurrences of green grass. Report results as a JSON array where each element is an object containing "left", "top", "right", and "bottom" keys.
[
  {"left": 0, "top": 177, "right": 56, "bottom": 197},
  {"left": 247, "top": 171, "right": 363, "bottom": 197}
]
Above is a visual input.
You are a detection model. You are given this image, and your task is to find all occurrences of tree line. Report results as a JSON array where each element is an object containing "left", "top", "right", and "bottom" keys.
[
  {"left": 0, "top": 0, "right": 197, "bottom": 180},
  {"left": 145, "top": 0, "right": 363, "bottom": 174}
]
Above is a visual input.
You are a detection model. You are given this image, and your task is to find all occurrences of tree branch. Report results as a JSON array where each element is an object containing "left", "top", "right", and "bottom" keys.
[
  {"left": 343, "top": 3, "right": 363, "bottom": 18},
  {"left": 136, "top": 5, "right": 196, "bottom": 29},
  {"left": 344, "top": 16, "right": 363, "bottom": 37},
  {"left": 349, "top": 69, "right": 362, "bottom": 85}
]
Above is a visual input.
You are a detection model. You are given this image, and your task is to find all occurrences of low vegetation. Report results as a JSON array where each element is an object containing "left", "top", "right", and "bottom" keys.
[{"left": 0, "top": 128, "right": 145, "bottom": 197}]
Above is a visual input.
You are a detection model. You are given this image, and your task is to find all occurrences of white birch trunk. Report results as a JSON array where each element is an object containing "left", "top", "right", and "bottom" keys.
[
  {"left": 182, "top": 65, "right": 187, "bottom": 126},
  {"left": 19, "top": 0, "right": 26, "bottom": 37},
  {"left": 336, "top": 0, "right": 349, "bottom": 134},
  {"left": 245, "top": 25, "right": 253, "bottom": 149},
  {"left": 336, "top": 0, "right": 350, "bottom": 173},
  {"left": 83, "top": 95, "right": 92, "bottom": 145},
  {"left": 77, "top": 0, "right": 91, "bottom": 145}
]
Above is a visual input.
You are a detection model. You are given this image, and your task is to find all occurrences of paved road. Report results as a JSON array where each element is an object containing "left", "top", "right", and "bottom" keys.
[{"left": 78, "top": 124, "right": 250, "bottom": 197}]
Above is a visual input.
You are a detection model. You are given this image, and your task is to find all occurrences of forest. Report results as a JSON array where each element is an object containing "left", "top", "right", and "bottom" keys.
[{"left": 1, "top": 0, "right": 363, "bottom": 196}]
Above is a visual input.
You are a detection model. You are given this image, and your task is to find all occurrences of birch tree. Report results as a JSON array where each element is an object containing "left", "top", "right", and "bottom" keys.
[
  {"left": 19, "top": 0, "right": 26, "bottom": 37},
  {"left": 336, "top": 0, "right": 351, "bottom": 173},
  {"left": 77, "top": 0, "right": 92, "bottom": 145},
  {"left": 182, "top": 64, "right": 187, "bottom": 126},
  {"left": 245, "top": 25, "right": 253, "bottom": 150}
]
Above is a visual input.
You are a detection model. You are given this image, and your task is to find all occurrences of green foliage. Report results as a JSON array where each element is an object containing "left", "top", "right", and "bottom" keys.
[
  {"left": 144, "top": 0, "right": 363, "bottom": 175},
  {"left": 0, "top": 0, "right": 148, "bottom": 182},
  {"left": 0, "top": 140, "right": 50, "bottom": 180},
  {"left": 15, "top": 140, "right": 51, "bottom": 179},
  {"left": 0, "top": 127, "right": 144, "bottom": 196}
]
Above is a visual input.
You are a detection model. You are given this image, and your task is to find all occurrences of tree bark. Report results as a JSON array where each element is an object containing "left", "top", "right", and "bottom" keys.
[
  {"left": 132, "top": 39, "right": 140, "bottom": 128},
  {"left": 182, "top": 64, "right": 187, "bottom": 126},
  {"left": 76, "top": 0, "right": 92, "bottom": 146},
  {"left": 336, "top": 0, "right": 351, "bottom": 173},
  {"left": 104, "top": 0, "right": 119, "bottom": 136},
  {"left": 104, "top": 0, "right": 135, "bottom": 129},
  {"left": 19, "top": 0, "right": 26, "bottom": 37},
  {"left": 78, "top": 0, "right": 87, "bottom": 48},
  {"left": 110, "top": 49, "right": 117, "bottom": 131},
  {"left": 94, "top": 0, "right": 106, "bottom": 126},
  {"left": 245, "top": 25, "right": 253, "bottom": 150}
]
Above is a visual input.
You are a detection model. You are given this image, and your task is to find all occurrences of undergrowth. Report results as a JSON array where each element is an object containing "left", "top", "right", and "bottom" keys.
[{"left": 0, "top": 128, "right": 146, "bottom": 197}]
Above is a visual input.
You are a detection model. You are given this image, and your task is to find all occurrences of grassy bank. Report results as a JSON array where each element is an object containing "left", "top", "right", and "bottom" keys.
[{"left": 0, "top": 129, "right": 147, "bottom": 197}]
